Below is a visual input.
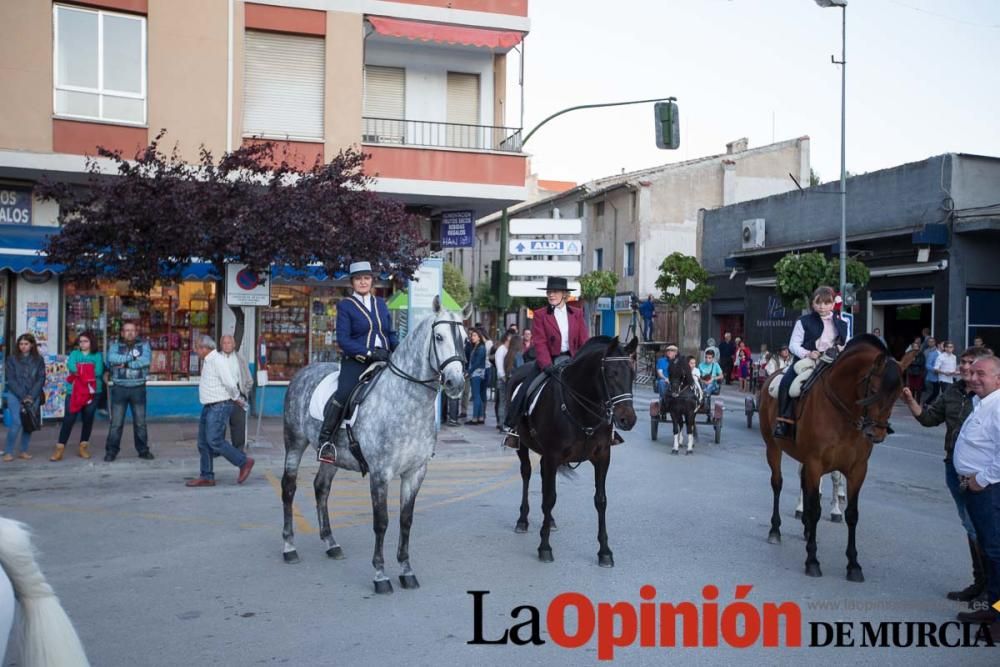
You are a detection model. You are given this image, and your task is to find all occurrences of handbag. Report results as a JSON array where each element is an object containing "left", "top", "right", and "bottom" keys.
[{"left": 19, "top": 401, "right": 41, "bottom": 434}]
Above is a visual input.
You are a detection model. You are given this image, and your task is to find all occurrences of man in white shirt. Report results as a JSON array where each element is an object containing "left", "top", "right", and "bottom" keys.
[
  {"left": 952, "top": 355, "right": 1000, "bottom": 624},
  {"left": 220, "top": 334, "right": 254, "bottom": 451},
  {"left": 186, "top": 336, "right": 254, "bottom": 487}
]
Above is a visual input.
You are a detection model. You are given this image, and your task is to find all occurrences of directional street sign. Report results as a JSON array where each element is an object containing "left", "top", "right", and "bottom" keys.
[
  {"left": 508, "top": 280, "right": 581, "bottom": 297},
  {"left": 509, "top": 218, "right": 582, "bottom": 235},
  {"left": 508, "top": 239, "right": 582, "bottom": 256},
  {"left": 508, "top": 260, "right": 582, "bottom": 277}
]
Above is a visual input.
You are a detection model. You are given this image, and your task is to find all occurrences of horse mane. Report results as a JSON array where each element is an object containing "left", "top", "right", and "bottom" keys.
[
  {"left": 842, "top": 333, "right": 888, "bottom": 353},
  {"left": 837, "top": 334, "right": 902, "bottom": 404},
  {"left": 577, "top": 335, "right": 618, "bottom": 356}
]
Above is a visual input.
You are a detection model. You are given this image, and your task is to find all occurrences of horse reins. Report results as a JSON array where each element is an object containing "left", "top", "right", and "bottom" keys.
[
  {"left": 820, "top": 352, "right": 892, "bottom": 435},
  {"left": 386, "top": 319, "right": 467, "bottom": 391},
  {"left": 549, "top": 354, "right": 634, "bottom": 437}
]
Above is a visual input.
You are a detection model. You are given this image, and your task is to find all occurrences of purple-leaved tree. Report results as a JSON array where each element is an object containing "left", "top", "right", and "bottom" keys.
[{"left": 37, "top": 131, "right": 426, "bottom": 348}]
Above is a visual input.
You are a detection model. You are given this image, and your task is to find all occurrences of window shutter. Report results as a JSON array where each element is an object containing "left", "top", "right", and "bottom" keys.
[
  {"left": 446, "top": 72, "right": 480, "bottom": 148},
  {"left": 363, "top": 66, "right": 405, "bottom": 143},
  {"left": 243, "top": 31, "right": 324, "bottom": 140}
]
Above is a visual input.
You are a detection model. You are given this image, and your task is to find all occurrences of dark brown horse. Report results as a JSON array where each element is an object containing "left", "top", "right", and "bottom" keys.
[
  {"left": 511, "top": 336, "right": 638, "bottom": 566},
  {"left": 759, "top": 335, "right": 913, "bottom": 581}
]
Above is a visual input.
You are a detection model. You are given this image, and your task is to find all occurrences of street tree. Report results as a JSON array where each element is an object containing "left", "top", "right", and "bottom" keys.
[
  {"left": 654, "top": 252, "right": 714, "bottom": 350},
  {"left": 37, "top": 132, "right": 425, "bottom": 348},
  {"left": 579, "top": 269, "right": 619, "bottom": 334},
  {"left": 774, "top": 251, "right": 870, "bottom": 311},
  {"left": 442, "top": 262, "right": 470, "bottom": 307}
]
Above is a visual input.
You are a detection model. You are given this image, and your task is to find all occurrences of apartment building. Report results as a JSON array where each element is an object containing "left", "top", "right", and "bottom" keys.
[{"left": 0, "top": 0, "right": 529, "bottom": 416}]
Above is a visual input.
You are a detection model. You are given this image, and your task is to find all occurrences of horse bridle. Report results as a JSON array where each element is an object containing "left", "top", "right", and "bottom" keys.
[
  {"left": 386, "top": 319, "right": 467, "bottom": 391},
  {"left": 551, "top": 354, "right": 635, "bottom": 437},
  {"left": 821, "top": 352, "right": 892, "bottom": 439}
]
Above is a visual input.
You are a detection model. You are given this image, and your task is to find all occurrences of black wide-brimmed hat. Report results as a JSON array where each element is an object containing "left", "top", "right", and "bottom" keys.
[{"left": 538, "top": 276, "right": 575, "bottom": 292}]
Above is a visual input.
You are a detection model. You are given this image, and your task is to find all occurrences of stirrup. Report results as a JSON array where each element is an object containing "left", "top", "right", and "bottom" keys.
[{"left": 317, "top": 441, "right": 337, "bottom": 464}]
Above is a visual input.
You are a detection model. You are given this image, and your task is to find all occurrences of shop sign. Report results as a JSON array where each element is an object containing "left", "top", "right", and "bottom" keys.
[
  {"left": 0, "top": 186, "right": 32, "bottom": 225},
  {"left": 226, "top": 263, "right": 271, "bottom": 307},
  {"left": 614, "top": 293, "right": 634, "bottom": 312},
  {"left": 440, "top": 210, "right": 474, "bottom": 247},
  {"left": 596, "top": 297, "right": 612, "bottom": 310}
]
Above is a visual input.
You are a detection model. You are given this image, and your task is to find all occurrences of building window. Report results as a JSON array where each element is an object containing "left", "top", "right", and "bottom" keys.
[
  {"left": 363, "top": 65, "right": 405, "bottom": 143},
  {"left": 625, "top": 242, "right": 635, "bottom": 277},
  {"left": 594, "top": 248, "right": 604, "bottom": 271},
  {"left": 447, "top": 72, "right": 481, "bottom": 148},
  {"left": 53, "top": 5, "right": 147, "bottom": 124},
  {"left": 577, "top": 201, "right": 584, "bottom": 218},
  {"left": 631, "top": 190, "right": 638, "bottom": 222},
  {"left": 495, "top": 228, "right": 500, "bottom": 242},
  {"left": 593, "top": 201, "right": 605, "bottom": 230},
  {"left": 244, "top": 31, "right": 325, "bottom": 140}
]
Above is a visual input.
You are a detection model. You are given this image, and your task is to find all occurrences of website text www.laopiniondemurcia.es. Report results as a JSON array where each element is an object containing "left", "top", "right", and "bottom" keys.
[{"left": 467, "top": 586, "right": 997, "bottom": 660}]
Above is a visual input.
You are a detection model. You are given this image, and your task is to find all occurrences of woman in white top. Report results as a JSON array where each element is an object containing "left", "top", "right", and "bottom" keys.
[{"left": 933, "top": 340, "right": 959, "bottom": 384}]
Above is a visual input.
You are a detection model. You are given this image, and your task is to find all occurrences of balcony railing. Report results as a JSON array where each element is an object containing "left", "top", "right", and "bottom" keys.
[{"left": 362, "top": 117, "right": 523, "bottom": 153}]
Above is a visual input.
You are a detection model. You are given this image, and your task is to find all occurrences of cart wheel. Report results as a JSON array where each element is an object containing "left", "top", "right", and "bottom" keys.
[
  {"left": 714, "top": 419, "right": 722, "bottom": 444},
  {"left": 650, "top": 417, "right": 659, "bottom": 441}
]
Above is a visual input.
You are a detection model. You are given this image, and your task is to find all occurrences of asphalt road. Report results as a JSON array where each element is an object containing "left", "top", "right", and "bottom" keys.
[{"left": 1, "top": 387, "right": 992, "bottom": 665}]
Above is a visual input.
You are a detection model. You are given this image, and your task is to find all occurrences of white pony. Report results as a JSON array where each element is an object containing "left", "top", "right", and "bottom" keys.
[{"left": 0, "top": 517, "right": 90, "bottom": 666}]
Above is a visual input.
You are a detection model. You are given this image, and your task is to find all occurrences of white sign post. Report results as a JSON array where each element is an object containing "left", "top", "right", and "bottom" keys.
[{"left": 506, "top": 218, "right": 583, "bottom": 297}]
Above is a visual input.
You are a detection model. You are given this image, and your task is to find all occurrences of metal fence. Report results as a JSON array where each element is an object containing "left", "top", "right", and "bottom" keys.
[{"left": 362, "top": 117, "right": 522, "bottom": 153}]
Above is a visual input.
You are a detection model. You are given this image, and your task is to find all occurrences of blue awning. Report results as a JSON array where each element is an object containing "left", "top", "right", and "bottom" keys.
[
  {"left": 0, "top": 253, "right": 63, "bottom": 274},
  {"left": 0, "top": 224, "right": 56, "bottom": 251}
]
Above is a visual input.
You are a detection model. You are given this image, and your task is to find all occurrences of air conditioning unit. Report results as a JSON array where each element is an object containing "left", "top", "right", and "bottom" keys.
[{"left": 741, "top": 218, "right": 765, "bottom": 249}]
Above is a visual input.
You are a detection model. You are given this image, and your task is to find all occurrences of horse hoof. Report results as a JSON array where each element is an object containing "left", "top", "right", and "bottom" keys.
[
  {"left": 538, "top": 548, "right": 554, "bottom": 563},
  {"left": 830, "top": 513, "right": 843, "bottom": 524},
  {"left": 374, "top": 579, "right": 394, "bottom": 595},
  {"left": 671, "top": 449, "right": 679, "bottom": 455},
  {"left": 549, "top": 519, "right": 558, "bottom": 532},
  {"left": 283, "top": 550, "right": 300, "bottom": 564},
  {"left": 514, "top": 522, "right": 529, "bottom": 534},
  {"left": 794, "top": 510, "right": 803, "bottom": 519},
  {"left": 598, "top": 554, "right": 615, "bottom": 568},
  {"left": 767, "top": 531, "right": 781, "bottom": 545},
  {"left": 398, "top": 574, "right": 420, "bottom": 589},
  {"left": 846, "top": 568, "right": 865, "bottom": 583},
  {"left": 805, "top": 563, "right": 823, "bottom": 578},
  {"left": 685, "top": 449, "right": 693, "bottom": 456},
  {"left": 326, "top": 545, "right": 345, "bottom": 560}
]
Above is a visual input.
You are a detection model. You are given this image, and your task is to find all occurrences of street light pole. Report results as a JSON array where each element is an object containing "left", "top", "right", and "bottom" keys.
[
  {"left": 498, "top": 96, "right": 676, "bottom": 310},
  {"left": 816, "top": 0, "right": 848, "bottom": 296}
]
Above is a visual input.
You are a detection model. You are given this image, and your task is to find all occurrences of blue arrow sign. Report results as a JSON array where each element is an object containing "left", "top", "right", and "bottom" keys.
[{"left": 516, "top": 242, "right": 525, "bottom": 252}]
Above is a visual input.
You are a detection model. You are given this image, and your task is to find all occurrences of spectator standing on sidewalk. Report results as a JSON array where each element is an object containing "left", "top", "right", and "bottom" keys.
[
  {"left": 186, "top": 336, "right": 254, "bottom": 487},
  {"left": 2, "top": 333, "right": 46, "bottom": 462},
  {"left": 522, "top": 329, "right": 535, "bottom": 363},
  {"left": 923, "top": 337, "right": 940, "bottom": 406},
  {"left": 718, "top": 332, "right": 735, "bottom": 386},
  {"left": 104, "top": 322, "right": 154, "bottom": 462},
  {"left": 934, "top": 341, "right": 959, "bottom": 395},
  {"left": 220, "top": 334, "right": 253, "bottom": 451},
  {"left": 51, "top": 331, "right": 104, "bottom": 461}
]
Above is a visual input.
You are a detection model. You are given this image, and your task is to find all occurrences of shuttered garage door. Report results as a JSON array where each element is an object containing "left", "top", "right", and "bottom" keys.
[
  {"left": 446, "top": 72, "right": 480, "bottom": 148},
  {"left": 243, "top": 31, "right": 325, "bottom": 140},
  {"left": 363, "top": 66, "right": 405, "bottom": 143}
]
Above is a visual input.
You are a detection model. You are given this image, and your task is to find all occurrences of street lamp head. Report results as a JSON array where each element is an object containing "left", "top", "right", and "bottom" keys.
[{"left": 814, "top": 0, "right": 847, "bottom": 7}]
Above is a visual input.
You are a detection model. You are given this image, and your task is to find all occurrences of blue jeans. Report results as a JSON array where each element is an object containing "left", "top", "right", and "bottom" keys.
[
  {"left": 945, "top": 459, "right": 976, "bottom": 539},
  {"left": 4, "top": 392, "right": 33, "bottom": 456},
  {"left": 197, "top": 401, "right": 247, "bottom": 480},
  {"left": 471, "top": 376, "right": 485, "bottom": 419},
  {"left": 962, "top": 482, "right": 1000, "bottom": 620},
  {"left": 702, "top": 381, "right": 720, "bottom": 396},
  {"left": 106, "top": 385, "right": 149, "bottom": 455},
  {"left": 642, "top": 317, "right": 653, "bottom": 341}
]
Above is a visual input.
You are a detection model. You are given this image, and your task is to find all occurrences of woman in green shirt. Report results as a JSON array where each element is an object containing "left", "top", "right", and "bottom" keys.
[{"left": 51, "top": 331, "right": 104, "bottom": 461}]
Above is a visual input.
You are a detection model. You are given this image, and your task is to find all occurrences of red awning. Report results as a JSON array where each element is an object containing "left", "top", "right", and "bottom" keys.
[{"left": 367, "top": 16, "right": 523, "bottom": 50}]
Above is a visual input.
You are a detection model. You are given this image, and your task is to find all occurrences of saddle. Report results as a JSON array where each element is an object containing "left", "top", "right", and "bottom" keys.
[
  {"left": 313, "top": 362, "right": 387, "bottom": 474},
  {"left": 767, "top": 350, "right": 838, "bottom": 399}
]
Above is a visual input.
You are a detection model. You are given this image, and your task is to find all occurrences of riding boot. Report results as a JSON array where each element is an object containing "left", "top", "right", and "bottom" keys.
[
  {"left": 318, "top": 398, "right": 345, "bottom": 447},
  {"left": 774, "top": 390, "right": 795, "bottom": 439},
  {"left": 947, "top": 537, "right": 987, "bottom": 601}
]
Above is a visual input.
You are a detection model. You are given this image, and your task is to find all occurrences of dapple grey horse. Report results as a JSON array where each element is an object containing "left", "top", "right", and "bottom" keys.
[{"left": 280, "top": 303, "right": 467, "bottom": 594}]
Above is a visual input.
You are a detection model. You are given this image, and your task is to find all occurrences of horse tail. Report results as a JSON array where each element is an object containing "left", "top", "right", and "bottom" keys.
[{"left": 0, "top": 518, "right": 90, "bottom": 667}]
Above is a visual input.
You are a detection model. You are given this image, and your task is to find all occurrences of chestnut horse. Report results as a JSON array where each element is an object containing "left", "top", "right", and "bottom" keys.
[{"left": 759, "top": 335, "right": 911, "bottom": 581}]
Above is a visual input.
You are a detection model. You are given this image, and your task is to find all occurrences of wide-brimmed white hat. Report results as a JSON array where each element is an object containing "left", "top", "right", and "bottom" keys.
[{"left": 349, "top": 261, "right": 374, "bottom": 277}]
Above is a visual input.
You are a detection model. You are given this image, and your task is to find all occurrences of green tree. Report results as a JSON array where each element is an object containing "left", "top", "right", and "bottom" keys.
[
  {"left": 654, "top": 252, "right": 714, "bottom": 351},
  {"left": 809, "top": 168, "right": 821, "bottom": 187},
  {"left": 473, "top": 281, "right": 497, "bottom": 312},
  {"left": 579, "top": 270, "right": 619, "bottom": 333},
  {"left": 442, "top": 262, "right": 470, "bottom": 307},
  {"left": 774, "top": 251, "right": 870, "bottom": 311}
]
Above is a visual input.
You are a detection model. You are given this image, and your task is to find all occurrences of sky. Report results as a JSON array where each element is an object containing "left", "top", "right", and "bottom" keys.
[{"left": 509, "top": 0, "right": 1000, "bottom": 186}]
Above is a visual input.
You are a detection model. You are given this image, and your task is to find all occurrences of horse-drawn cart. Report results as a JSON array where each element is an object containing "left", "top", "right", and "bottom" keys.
[{"left": 648, "top": 393, "right": 725, "bottom": 443}]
